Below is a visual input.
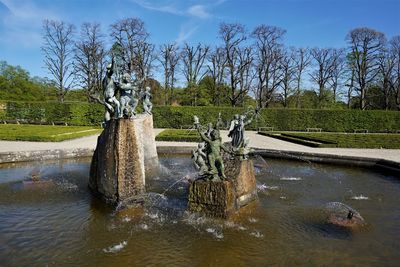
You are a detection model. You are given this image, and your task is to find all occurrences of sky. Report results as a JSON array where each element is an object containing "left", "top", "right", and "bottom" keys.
[{"left": 0, "top": 0, "right": 399, "bottom": 79}]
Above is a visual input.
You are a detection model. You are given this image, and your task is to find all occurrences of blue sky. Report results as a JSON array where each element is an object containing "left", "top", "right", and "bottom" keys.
[{"left": 0, "top": 0, "right": 399, "bottom": 79}]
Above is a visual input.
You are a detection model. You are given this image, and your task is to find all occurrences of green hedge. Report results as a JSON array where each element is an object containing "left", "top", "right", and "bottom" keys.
[{"left": 1, "top": 101, "right": 399, "bottom": 132}]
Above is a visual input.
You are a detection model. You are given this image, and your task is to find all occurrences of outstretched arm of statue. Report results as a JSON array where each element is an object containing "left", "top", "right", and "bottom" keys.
[
  {"left": 198, "top": 130, "right": 211, "bottom": 143},
  {"left": 221, "top": 143, "right": 234, "bottom": 154}
]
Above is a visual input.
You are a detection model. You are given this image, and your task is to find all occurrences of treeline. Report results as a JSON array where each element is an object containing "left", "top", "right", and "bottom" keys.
[{"left": 2, "top": 18, "right": 400, "bottom": 111}]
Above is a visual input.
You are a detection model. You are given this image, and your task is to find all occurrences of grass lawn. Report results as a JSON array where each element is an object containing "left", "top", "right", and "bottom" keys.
[
  {"left": 0, "top": 124, "right": 102, "bottom": 142},
  {"left": 259, "top": 131, "right": 400, "bottom": 149},
  {"left": 156, "top": 129, "right": 201, "bottom": 142}
]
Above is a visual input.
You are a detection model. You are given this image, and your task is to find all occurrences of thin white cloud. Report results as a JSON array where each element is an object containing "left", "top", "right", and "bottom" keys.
[
  {"left": 131, "top": 0, "right": 183, "bottom": 16},
  {"left": 175, "top": 24, "right": 199, "bottom": 44},
  {"left": 0, "top": 0, "right": 60, "bottom": 47},
  {"left": 187, "top": 5, "right": 210, "bottom": 19},
  {"left": 132, "top": 0, "right": 222, "bottom": 19}
]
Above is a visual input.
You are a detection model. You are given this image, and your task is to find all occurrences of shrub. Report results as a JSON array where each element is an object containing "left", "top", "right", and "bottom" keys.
[{"left": 1, "top": 101, "right": 399, "bottom": 133}]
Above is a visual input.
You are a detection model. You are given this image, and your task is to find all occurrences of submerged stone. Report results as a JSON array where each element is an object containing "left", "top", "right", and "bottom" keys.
[{"left": 324, "top": 202, "right": 365, "bottom": 228}]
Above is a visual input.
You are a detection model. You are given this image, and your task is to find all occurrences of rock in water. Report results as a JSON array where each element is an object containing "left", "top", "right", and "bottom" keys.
[
  {"left": 324, "top": 202, "right": 365, "bottom": 228},
  {"left": 89, "top": 115, "right": 158, "bottom": 206}
]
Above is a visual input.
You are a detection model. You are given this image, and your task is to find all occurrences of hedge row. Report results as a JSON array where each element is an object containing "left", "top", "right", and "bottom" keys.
[{"left": 0, "top": 101, "right": 399, "bottom": 132}]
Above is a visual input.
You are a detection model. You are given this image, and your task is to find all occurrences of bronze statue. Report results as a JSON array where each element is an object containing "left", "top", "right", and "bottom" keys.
[
  {"left": 103, "top": 58, "right": 121, "bottom": 123},
  {"left": 119, "top": 73, "right": 138, "bottom": 118},
  {"left": 142, "top": 86, "right": 153, "bottom": 114},
  {"left": 228, "top": 107, "right": 257, "bottom": 150},
  {"left": 194, "top": 117, "right": 230, "bottom": 181}
]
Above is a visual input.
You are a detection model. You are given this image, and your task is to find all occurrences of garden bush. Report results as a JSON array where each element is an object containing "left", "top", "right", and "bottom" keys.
[{"left": 1, "top": 101, "right": 399, "bottom": 133}]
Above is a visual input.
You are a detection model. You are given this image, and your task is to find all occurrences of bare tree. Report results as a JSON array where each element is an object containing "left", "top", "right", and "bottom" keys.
[
  {"left": 109, "top": 17, "right": 152, "bottom": 84},
  {"left": 291, "top": 47, "right": 311, "bottom": 107},
  {"left": 377, "top": 39, "right": 396, "bottom": 110},
  {"left": 252, "top": 24, "right": 286, "bottom": 108},
  {"left": 132, "top": 40, "right": 155, "bottom": 89},
  {"left": 158, "top": 43, "right": 180, "bottom": 105},
  {"left": 390, "top": 36, "right": 400, "bottom": 110},
  {"left": 280, "top": 48, "right": 296, "bottom": 107},
  {"left": 42, "top": 19, "right": 75, "bottom": 102},
  {"left": 236, "top": 46, "right": 255, "bottom": 105},
  {"left": 73, "top": 22, "right": 106, "bottom": 103},
  {"left": 346, "top": 27, "right": 385, "bottom": 109},
  {"left": 181, "top": 43, "right": 210, "bottom": 106},
  {"left": 219, "top": 22, "right": 250, "bottom": 106},
  {"left": 207, "top": 47, "right": 227, "bottom": 106},
  {"left": 310, "top": 47, "right": 335, "bottom": 106},
  {"left": 329, "top": 48, "right": 346, "bottom": 103}
]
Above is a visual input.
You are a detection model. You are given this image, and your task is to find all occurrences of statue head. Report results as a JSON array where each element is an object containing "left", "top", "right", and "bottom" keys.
[
  {"left": 145, "top": 86, "right": 151, "bottom": 92},
  {"left": 122, "top": 73, "right": 131, "bottom": 82},
  {"left": 210, "top": 129, "right": 220, "bottom": 140},
  {"left": 198, "top": 142, "right": 205, "bottom": 149},
  {"left": 234, "top": 114, "right": 239, "bottom": 120},
  {"left": 207, "top": 122, "right": 213, "bottom": 130}
]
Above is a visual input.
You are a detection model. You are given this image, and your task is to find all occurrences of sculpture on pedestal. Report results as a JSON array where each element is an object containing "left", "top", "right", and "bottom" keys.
[
  {"left": 193, "top": 116, "right": 230, "bottom": 181},
  {"left": 228, "top": 107, "right": 258, "bottom": 152},
  {"left": 189, "top": 113, "right": 258, "bottom": 218},
  {"left": 119, "top": 73, "right": 139, "bottom": 118},
  {"left": 103, "top": 58, "right": 121, "bottom": 123},
  {"left": 101, "top": 43, "right": 154, "bottom": 124},
  {"left": 142, "top": 86, "right": 153, "bottom": 114}
]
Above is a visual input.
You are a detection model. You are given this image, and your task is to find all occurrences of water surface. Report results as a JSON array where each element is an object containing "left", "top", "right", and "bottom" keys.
[{"left": 0, "top": 155, "right": 399, "bottom": 266}]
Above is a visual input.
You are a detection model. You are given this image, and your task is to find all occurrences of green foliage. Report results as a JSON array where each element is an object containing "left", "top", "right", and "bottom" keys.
[
  {"left": 0, "top": 124, "right": 102, "bottom": 142},
  {"left": 2, "top": 101, "right": 104, "bottom": 126},
  {"left": 0, "top": 61, "right": 58, "bottom": 101},
  {"left": 155, "top": 129, "right": 201, "bottom": 142},
  {"left": 261, "top": 132, "right": 400, "bottom": 149},
  {"left": 1, "top": 101, "right": 399, "bottom": 133}
]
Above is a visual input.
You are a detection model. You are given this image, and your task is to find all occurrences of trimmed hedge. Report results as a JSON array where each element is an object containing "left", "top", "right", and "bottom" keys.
[
  {"left": 1, "top": 101, "right": 399, "bottom": 132},
  {"left": 155, "top": 129, "right": 201, "bottom": 142},
  {"left": 261, "top": 132, "right": 400, "bottom": 149}
]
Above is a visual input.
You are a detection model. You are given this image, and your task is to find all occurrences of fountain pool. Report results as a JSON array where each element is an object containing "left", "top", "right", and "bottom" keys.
[{"left": 0, "top": 155, "right": 399, "bottom": 266}]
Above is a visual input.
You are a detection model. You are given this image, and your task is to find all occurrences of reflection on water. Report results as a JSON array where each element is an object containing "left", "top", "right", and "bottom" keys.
[{"left": 0, "top": 155, "right": 399, "bottom": 266}]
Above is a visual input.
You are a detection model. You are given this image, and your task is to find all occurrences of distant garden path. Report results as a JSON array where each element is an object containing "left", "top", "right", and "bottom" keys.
[{"left": 0, "top": 129, "right": 399, "bottom": 164}]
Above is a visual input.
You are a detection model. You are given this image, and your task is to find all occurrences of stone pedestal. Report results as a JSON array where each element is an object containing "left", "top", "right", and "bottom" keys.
[
  {"left": 188, "top": 157, "right": 258, "bottom": 218},
  {"left": 89, "top": 114, "right": 158, "bottom": 206},
  {"left": 188, "top": 180, "right": 236, "bottom": 218}
]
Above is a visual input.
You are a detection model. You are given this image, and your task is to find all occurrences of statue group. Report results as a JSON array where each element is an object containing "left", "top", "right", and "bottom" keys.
[
  {"left": 103, "top": 55, "right": 152, "bottom": 125},
  {"left": 192, "top": 107, "right": 258, "bottom": 181}
]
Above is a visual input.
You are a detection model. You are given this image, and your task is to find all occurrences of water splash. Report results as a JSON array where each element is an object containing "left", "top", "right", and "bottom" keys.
[
  {"left": 280, "top": 177, "right": 302, "bottom": 181},
  {"left": 257, "top": 183, "right": 279, "bottom": 192},
  {"left": 248, "top": 218, "right": 258, "bottom": 223},
  {"left": 206, "top": 228, "right": 224, "bottom": 239},
  {"left": 103, "top": 241, "right": 127, "bottom": 253},
  {"left": 351, "top": 195, "right": 369, "bottom": 200},
  {"left": 249, "top": 231, "right": 264, "bottom": 238}
]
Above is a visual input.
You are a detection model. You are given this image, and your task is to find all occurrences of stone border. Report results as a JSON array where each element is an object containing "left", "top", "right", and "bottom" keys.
[
  {"left": 253, "top": 149, "right": 400, "bottom": 174},
  {"left": 1, "top": 146, "right": 399, "bottom": 174},
  {"left": 0, "top": 148, "right": 95, "bottom": 164}
]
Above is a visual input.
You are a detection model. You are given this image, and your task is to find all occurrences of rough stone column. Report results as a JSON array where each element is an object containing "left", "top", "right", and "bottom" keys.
[{"left": 89, "top": 115, "right": 158, "bottom": 205}]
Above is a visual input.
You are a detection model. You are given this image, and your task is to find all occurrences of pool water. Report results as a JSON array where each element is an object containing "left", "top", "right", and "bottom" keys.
[{"left": 0, "top": 155, "right": 399, "bottom": 266}]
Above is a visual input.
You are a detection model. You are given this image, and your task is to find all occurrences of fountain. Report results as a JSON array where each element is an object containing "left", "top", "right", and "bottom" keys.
[
  {"left": 89, "top": 46, "right": 157, "bottom": 207},
  {"left": 188, "top": 108, "right": 258, "bottom": 218},
  {"left": 2, "top": 44, "right": 400, "bottom": 267}
]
